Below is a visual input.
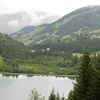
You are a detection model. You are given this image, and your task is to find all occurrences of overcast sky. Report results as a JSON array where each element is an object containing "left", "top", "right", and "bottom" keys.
[{"left": 0, "top": 0, "right": 100, "bottom": 34}]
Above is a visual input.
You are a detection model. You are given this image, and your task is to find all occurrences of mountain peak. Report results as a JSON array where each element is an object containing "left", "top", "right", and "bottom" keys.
[{"left": 11, "top": 6, "right": 100, "bottom": 50}]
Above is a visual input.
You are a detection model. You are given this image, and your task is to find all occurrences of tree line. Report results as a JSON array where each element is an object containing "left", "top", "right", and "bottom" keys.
[
  {"left": 28, "top": 50, "right": 100, "bottom": 100},
  {"left": 67, "top": 50, "right": 100, "bottom": 100}
]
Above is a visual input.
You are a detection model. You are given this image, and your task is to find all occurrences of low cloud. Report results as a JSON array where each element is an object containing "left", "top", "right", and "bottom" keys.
[
  {"left": 35, "top": 11, "right": 47, "bottom": 17},
  {"left": 33, "top": 11, "right": 61, "bottom": 26},
  {"left": 8, "top": 20, "right": 19, "bottom": 26},
  {"left": 0, "top": 11, "right": 61, "bottom": 34},
  {"left": 0, "top": 12, "right": 32, "bottom": 34},
  {"left": 39, "top": 14, "right": 61, "bottom": 25}
]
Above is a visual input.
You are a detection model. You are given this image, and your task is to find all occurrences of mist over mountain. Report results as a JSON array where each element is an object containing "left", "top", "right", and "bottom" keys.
[{"left": 0, "top": 11, "right": 60, "bottom": 34}]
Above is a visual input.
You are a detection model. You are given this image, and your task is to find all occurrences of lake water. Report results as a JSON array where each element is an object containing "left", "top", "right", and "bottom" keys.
[{"left": 0, "top": 74, "right": 74, "bottom": 100}]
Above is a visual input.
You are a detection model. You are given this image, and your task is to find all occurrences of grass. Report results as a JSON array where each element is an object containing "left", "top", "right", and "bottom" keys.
[
  {"left": 18, "top": 62, "right": 78, "bottom": 75},
  {"left": 0, "top": 53, "right": 79, "bottom": 75}
]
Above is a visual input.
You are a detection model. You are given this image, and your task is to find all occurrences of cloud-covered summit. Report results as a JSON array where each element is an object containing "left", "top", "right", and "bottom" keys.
[{"left": 0, "top": 11, "right": 61, "bottom": 34}]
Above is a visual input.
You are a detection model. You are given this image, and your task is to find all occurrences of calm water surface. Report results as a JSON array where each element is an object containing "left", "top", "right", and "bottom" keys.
[{"left": 0, "top": 74, "right": 74, "bottom": 100}]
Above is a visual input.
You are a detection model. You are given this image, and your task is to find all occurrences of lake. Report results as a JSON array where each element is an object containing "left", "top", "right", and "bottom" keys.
[{"left": 0, "top": 74, "right": 74, "bottom": 100}]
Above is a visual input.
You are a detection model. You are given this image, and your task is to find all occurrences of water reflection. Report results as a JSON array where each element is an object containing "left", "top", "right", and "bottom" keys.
[
  {"left": 0, "top": 74, "right": 74, "bottom": 100},
  {"left": 2, "top": 73, "right": 19, "bottom": 78}
]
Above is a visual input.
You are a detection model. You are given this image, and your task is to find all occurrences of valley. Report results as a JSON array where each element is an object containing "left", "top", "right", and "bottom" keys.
[
  {"left": 0, "top": 3, "right": 100, "bottom": 100},
  {"left": 0, "top": 6, "right": 100, "bottom": 75}
]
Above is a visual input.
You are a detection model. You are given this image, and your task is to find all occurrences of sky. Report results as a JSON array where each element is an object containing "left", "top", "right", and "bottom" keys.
[{"left": 0, "top": 0, "right": 100, "bottom": 34}]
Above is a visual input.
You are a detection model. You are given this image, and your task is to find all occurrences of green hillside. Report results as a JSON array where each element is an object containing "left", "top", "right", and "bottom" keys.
[
  {"left": 0, "top": 33, "right": 27, "bottom": 59},
  {"left": 11, "top": 6, "right": 100, "bottom": 52}
]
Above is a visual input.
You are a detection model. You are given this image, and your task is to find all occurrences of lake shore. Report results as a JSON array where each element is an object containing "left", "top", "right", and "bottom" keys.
[{"left": 0, "top": 72, "right": 76, "bottom": 78}]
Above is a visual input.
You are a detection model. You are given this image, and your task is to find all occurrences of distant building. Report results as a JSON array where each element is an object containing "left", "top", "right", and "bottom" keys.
[
  {"left": 30, "top": 50, "right": 36, "bottom": 53},
  {"left": 46, "top": 48, "right": 50, "bottom": 52}
]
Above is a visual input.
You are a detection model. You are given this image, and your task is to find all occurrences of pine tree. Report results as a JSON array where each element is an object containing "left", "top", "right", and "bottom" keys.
[
  {"left": 67, "top": 50, "right": 93, "bottom": 100},
  {"left": 49, "top": 89, "right": 56, "bottom": 100},
  {"left": 88, "top": 54, "right": 100, "bottom": 100},
  {"left": 61, "top": 95, "right": 66, "bottom": 100},
  {"left": 28, "top": 89, "right": 44, "bottom": 100}
]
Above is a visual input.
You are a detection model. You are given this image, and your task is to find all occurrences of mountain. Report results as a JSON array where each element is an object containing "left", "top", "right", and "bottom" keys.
[
  {"left": 11, "top": 6, "right": 100, "bottom": 52},
  {"left": 0, "top": 33, "right": 27, "bottom": 58}
]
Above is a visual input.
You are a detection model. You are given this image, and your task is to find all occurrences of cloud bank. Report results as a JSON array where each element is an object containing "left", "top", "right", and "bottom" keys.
[{"left": 0, "top": 11, "right": 60, "bottom": 34}]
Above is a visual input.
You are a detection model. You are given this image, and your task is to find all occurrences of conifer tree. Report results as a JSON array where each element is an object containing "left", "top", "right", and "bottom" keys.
[
  {"left": 49, "top": 89, "right": 56, "bottom": 100},
  {"left": 88, "top": 54, "right": 100, "bottom": 100},
  {"left": 67, "top": 50, "right": 93, "bottom": 100},
  {"left": 61, "top": 95, "right": 66, "bottom": 100},
  {"left": 28, "top": 89, "right": 44, "bottom": 100}
]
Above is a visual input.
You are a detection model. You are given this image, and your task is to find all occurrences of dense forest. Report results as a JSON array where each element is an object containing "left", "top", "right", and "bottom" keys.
[
  {"left": 32, "top": 38, "right": 100, "bottom": 52},
  {"left": 28, "top": 50, "right": 100, "bottom": 100},
  {"left": 0, "top": 32, "right": 99, "bottom": 75},
  {"left": 0, "top": 33, "right": 28, "bottom": 58}
]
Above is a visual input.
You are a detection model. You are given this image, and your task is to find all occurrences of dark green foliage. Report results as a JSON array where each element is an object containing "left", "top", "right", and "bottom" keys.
[
  {"left": 28, "top": 89, "right": 66, "bottom": 100},
  {"left": 68, "top": 50, "right": 93, "bottom": 100},
  {"left": 61, "top": 95, "right": 66, "bottom": 100},
  {"left": 0, "top": 33, "right": 28, "bottom": 59},
  {"left": 28, "top": 89, "right": 45, "bottom": 100},
  {"left": 33, "top": 39, "right": 100, "bottom": 53},
  {"left": 48, "top": 89, "right": 66, "bottom": 100},
  {"left": 0, "top": 33, "right": 80, "bottom": 75},
  {"left": 49, "top": 89, "right": 56, "bottom": 100},
  {"left": 0, "top": 46, "right": 80, "bottom": 75},
  {"left": 88, "top": 54, "right": 100, "bottom": 100},
  {"left": 0, "top": 58, "right": 20, "bottom": 73}
]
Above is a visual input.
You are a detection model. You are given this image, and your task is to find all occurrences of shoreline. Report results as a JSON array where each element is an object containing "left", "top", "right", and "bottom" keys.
[{"left": 0, "top": 72, "right": 76, "bottom": 77}]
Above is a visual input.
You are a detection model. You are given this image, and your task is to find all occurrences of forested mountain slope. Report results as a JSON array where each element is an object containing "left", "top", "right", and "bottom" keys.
[
  {"left": 0, "top": 33, "right": 27, "bottom": 58},
  {"left": 11, "top": 6, "right": 100, "bottom": 52}
]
